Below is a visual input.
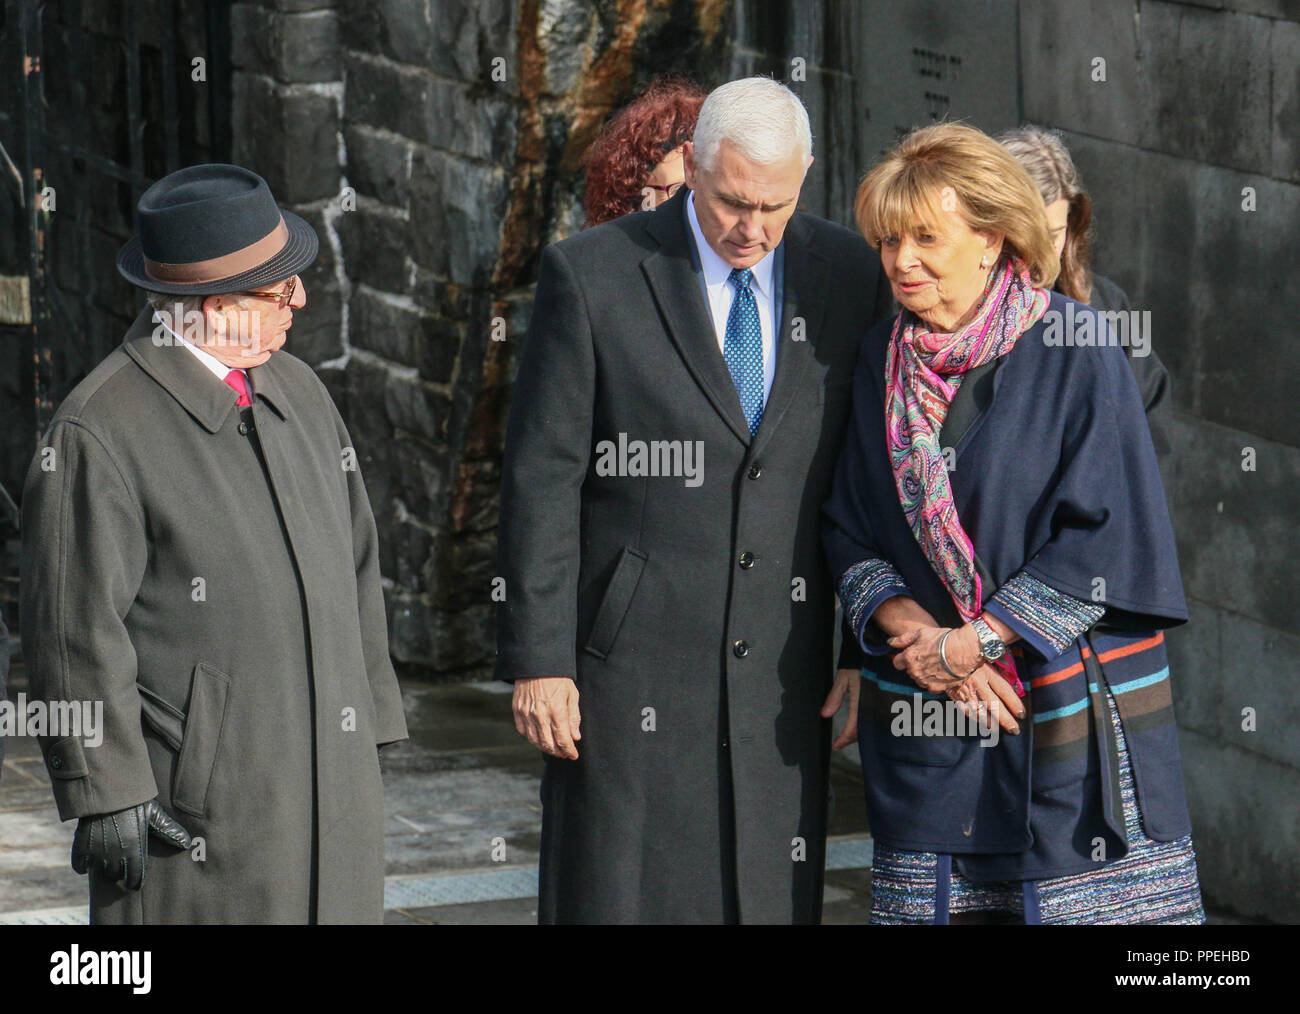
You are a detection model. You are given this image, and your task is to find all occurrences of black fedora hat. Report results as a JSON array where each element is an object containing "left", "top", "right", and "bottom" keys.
[{"left": 116, "top": 163, "right": 318, "bottom": 295}]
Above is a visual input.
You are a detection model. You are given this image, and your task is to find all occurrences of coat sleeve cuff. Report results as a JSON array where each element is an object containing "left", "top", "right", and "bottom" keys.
[
  {"left": 985, "top": 571, "right": 1105, "bottom": 661},
  {"left": 837, "top": 559, "right": 910, "bottom": 657},
  {"left": 45, "top": 736, "right": 158, "bottom": 823},
  {"left": 836, "top": 615, "right": 865, "bottom": 670}
]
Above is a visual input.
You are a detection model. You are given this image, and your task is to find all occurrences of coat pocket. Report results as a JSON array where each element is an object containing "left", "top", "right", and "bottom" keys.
[
  {"left": 171, "top": 663, "right": 232, "bottom": 818},
  {"left": 583, "top": 546, "right": 649, "bottom": 660},
  {"left": 138, "top": 684, "right": 185, "bottom": 751}
]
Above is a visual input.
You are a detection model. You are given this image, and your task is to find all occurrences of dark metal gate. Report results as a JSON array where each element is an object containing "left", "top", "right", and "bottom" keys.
[{"left": 0, "top": 0, "right": 232, "bottom": 613}]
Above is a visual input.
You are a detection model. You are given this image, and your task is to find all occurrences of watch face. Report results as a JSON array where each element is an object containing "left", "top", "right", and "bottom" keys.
[{"left": 974, "top": 618, "right": 1005, "bottom": 661}]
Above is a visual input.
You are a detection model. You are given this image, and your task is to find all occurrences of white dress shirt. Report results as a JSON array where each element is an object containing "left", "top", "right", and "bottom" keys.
[
  {"left": 152, "top": 309, "right": 252, "bottom": 397},
  {"left": 686, "top": 191, "right": 777, "bottom": 403}
]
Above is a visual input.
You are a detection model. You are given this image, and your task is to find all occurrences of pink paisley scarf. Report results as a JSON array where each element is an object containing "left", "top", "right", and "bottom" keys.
[{"left": 884, "top": 255, "right": 1049, "bottom": 695}]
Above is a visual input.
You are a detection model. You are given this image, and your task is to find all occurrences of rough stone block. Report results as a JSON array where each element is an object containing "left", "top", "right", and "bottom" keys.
[
  {"left": 336, "top": 202, "right": 411, "bottom": 294},
  {"left": 536, "top": 0, "right": 593, "bottom": 96},
  {"left": 340, "top": 0, "right": 433, "bottom": 69},
  {"left": 411, "top": 268, "right": 474, "bottom": 321},
  {"left": 232, "top": 6, "right": 340, "bottom": 83},
  {"left": 287, "top": 278, "right": 344, "bottom": 365},
  {"left": 425, "top": 77, "right": 516, "bottom": 162},
  {"left": 344, "top": 124, "right": 412, "bottom": 206},
  {"left": 343, "top": 51, "right": 430, "bottom": 140},
  {"left": 349, "top": 285, "right": 462, "bottom": 385},
  {"left": 344, "top": 54, "right": 515, "bottom": 161},
  {"left": 344, "top": 354, "right": 452, "bottom": 451},
  {"left": 409, "top": 149, "right": 507, "bottom": 285},
  {"left": 432, "top": 0, "right": 519, "bottom": 84},
  {"left": 232, "top": 72, "right": 341, "bottom": 202}
]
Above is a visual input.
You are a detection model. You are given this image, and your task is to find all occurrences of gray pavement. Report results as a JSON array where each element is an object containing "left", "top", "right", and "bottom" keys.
[{"left": 0, "top": 667, "right": 876, "bottom": 924}]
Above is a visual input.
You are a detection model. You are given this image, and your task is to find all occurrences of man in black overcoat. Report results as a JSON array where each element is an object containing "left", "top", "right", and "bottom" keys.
[{"left": 495, "top": 77, "right": 891, "bottom": 923}]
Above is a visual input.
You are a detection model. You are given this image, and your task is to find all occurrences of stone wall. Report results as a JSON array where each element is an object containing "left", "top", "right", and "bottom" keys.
[{"left": 1019, "top": 0, "right": 1300, "bottom": 924}]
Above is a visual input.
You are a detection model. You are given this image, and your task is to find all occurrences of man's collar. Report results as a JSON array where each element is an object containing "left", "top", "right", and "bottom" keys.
[
  {"left": 123, "top": 307, "right": 289, "bottom": 432},
  {"left": 152, "top": 309, "right": 236, "bottom": 382},
  {"left": 686, "top": 190, "right": 776, "bottom": 296}
]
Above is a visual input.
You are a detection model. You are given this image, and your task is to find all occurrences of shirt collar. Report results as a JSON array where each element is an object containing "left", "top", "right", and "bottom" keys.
[
  {"left": 687, "top": 190, "right": 776, "bottom": 298},
  {"left": 152, "top": 309, "right": 238, "bottom": 382}
]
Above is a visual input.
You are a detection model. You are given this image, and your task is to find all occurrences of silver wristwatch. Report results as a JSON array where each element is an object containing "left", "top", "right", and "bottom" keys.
[{"left": 970, "top": 616, "right": 1006, "bottom": 663}]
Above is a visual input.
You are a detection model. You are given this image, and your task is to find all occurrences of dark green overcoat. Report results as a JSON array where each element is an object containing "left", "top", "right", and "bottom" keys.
[{"left": 20, "top": 309, "right": 407, "bottom": 924}]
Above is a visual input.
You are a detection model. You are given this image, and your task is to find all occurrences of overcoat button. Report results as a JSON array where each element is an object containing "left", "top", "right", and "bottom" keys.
[
  {"left": 739, "top": 552, "right": 755, "bottom": 569},
  {"left": 50, "top": 755, "right": 62, "bottom": 769},
  {"left": 748, "top": 463, "right": 762, "bottom": 479},
  {"left": 733, "top": 640, "right": 749, "bottom": 658},
  {"left": 238, "top": 422, "right": 249, "bottom": 436}
]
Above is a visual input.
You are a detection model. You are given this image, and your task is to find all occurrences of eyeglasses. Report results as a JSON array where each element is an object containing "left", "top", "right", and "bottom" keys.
[
  {"left": 645, "top": 181, "right": 685, "bottom": 197},
  {"left": 242, "top": 276, "right": 297, "bottom": 308}
]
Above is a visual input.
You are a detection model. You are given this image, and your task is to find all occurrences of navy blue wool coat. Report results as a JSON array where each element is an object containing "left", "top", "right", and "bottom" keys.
[{"left": 822, "top": 291, "right": 1193, "bottom": 881}]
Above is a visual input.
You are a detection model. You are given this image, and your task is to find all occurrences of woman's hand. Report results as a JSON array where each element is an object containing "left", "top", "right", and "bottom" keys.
[
  {"left": 946, "top": 663, "right": 1025, "bottom": 735},
  {"left": 887, "top": 624, "right": 982, "bottom": 693}
]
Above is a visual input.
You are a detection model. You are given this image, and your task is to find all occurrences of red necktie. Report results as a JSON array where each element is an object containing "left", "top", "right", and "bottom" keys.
[{"left": 223, "top": 370, "right": 251, "bottom": 407}]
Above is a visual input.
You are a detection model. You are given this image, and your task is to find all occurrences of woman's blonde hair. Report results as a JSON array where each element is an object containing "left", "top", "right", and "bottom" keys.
[
  {"left": 854, "top": 122, "right": 1059, "bottom": 289},
  {"left": 997, "top": 125, "right": 1093, "bottom": 303}
]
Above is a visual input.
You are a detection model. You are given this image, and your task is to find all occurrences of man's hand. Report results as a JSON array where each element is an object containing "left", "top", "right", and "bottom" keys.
[
  {"left": 72, "top": 798, "right": 192, "bottom": 891},
  {"left": 512, "top": 677, "right": 582, "bottom": 760},
  {"left": 820, "top": 668, "right": 861, "bottom": 750}
]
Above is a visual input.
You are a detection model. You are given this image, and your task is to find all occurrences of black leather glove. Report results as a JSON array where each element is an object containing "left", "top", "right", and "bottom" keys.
[{"left": 71, "top": 798, "right": 192, "bottom": 890}]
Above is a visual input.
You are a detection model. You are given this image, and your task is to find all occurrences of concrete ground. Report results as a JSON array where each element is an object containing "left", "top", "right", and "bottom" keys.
[{"left": 0, "top": 667, "right": 876, "bottom": 924}]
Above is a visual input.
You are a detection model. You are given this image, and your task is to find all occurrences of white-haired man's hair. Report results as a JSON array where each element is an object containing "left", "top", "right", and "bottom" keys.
[
  {"left": 144, "top": 290, "right": 207, "bottom": 318},
  {"left": 144, "top": 290, "right": 210, "bottom": 342},
  {"left": 692, "top": 77, "right": 812, "bottom": 172}
]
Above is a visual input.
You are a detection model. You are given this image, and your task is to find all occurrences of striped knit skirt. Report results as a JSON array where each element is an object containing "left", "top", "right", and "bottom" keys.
[{"left": 868, "top": 689, "right": 1206, "bottom": 925}]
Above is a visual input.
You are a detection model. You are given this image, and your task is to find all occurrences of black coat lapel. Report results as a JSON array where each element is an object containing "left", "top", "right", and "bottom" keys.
[
  {"left": 751, "top": 213, "right": 828, "bottom": 458},
  {"left": 938, "top": 356, "right": 1005, "bottom": 453},
  {"left": 641, "top": 190, "right": 752, "bottom": 445}
]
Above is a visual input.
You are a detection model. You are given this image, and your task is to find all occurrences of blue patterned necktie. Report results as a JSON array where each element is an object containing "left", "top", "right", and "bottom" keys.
[{"left": 724, "top": 267, "right": 764, "bottom": 436}]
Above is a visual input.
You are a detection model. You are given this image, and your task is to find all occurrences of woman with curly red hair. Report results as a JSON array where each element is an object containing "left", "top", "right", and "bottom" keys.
[{"left": 582, "top": 78, "right": 706, "bottom": 226}]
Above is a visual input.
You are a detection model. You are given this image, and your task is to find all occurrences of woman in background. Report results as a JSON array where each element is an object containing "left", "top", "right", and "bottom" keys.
[
  {"left": 581, "top": 78, "right": 705, "bottom": 226},
  {"left": 999, "top": 125, "right": 1170, "bottom": 417}
]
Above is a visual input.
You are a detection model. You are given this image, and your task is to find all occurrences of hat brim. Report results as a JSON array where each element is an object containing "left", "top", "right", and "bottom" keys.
[{"left": 115, "top": 208, "right": 320, "bottom": 295}]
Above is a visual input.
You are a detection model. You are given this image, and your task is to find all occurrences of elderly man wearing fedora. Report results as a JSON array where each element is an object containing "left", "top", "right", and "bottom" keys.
[{"left": 20, "top": 164, "right": 407, "bottom": 924}]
